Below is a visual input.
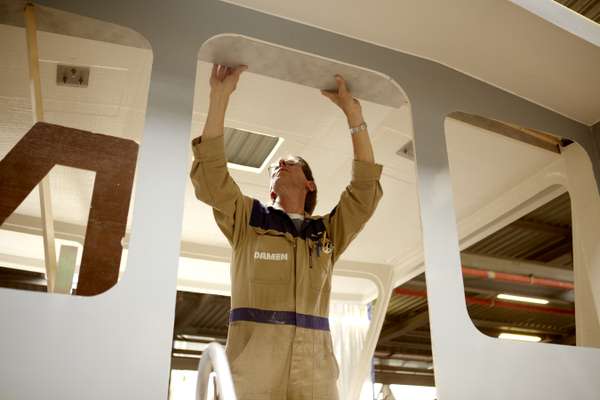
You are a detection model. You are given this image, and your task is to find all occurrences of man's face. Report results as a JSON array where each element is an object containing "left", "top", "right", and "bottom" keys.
[
  {"left": 269, "top": 157, "right": 312, "bottom": 200},
  {"left": 269, "top": 156, "right": 306, "bottom": 186}
]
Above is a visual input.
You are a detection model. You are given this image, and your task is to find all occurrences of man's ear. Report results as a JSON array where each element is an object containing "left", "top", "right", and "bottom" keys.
[{"left": 306, "top": 180, "right": 316, "bottom": 192}]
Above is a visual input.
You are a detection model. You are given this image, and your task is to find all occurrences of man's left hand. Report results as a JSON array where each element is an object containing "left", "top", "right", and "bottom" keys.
[{"left": 321, "top": 74, "right": 364, "bottom": 126}]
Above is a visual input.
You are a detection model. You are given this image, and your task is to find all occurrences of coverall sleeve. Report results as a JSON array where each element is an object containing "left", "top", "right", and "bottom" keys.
[
  {"left": 189, "top": 135, "right": 251, "bottom": 247},
  {"left": 326, "top": 160, "right": 383, "bottom": 264}
]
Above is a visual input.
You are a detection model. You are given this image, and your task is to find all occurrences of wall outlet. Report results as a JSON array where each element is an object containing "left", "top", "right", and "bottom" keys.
[{"left": 56, "top": 65, "right": 90, "bottom": 87}]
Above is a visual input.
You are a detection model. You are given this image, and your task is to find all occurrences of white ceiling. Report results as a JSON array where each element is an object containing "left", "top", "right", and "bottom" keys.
[
  {"left": 0, "top": 21, "right": 565, "bottom": 298},
  {"left": 220, "top": 0, "right": 600, "bottom": 125}
]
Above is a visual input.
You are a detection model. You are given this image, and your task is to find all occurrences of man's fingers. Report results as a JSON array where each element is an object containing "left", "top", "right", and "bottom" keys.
[
  {"left": 211, "top": 64, "right": 218, "bottom": 79},
  {"left": 234, "top": 65, "right": 248, "bottom": 75},
  {"left": 335, "top": 75, "right": 348, "bottom": 95},
  {"left": 321, "top": 90, "right": 342, "bottom": 108},
  {"left": 320, "top": 89, "right": 338, "bottom": 103},
  {"left": 217, "top": 64, "right": 226, "bottom": 80}
]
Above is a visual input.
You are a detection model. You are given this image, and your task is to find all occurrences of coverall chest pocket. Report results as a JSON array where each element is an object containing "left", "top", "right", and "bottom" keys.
[
  {"left": 252, "top": 234, "right": 293, "bottom": 284},
  {"left": 309, "top": 240, "right": 331, "bottom": 292}
]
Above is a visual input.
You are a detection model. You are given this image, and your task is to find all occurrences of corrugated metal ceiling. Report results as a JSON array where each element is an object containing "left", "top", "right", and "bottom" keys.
[
  {"left": 466, "top": 192, "right": 572, "bottom": 268},
  {"left": 556, "top": 0, "right": 600, "bottom": 22}
]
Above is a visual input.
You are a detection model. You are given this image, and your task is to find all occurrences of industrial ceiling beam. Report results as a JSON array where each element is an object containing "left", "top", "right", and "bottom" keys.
[
  {"left": 380, "top": 317, "right": 571, "bottom": 339},
  {"left": 527, "top": 239, "right": 573, "bottom": 262},
  {"left": 471, "top": 318, "right": 571, "bottom": 337},
  {"left": 373, "top": 350, "right": 433, "bottom": 363},
  {"left": 394, "top": 287, "right": 574, "bottom": 315},
  {"left": 174, "top": 327, "right": 229, "bottom": 339},
  {"left": 0, "top": 268, "right": 45, "bottom": 284},
  {"left": 512, "top": 220, "right": 571, "bottom": 237},
  {"left": 174, "top": 334, "right": 227, "bottom": 345},
  {"left": 379, "top": 310, "right": 430, "bottom": 342},
  {"left": 406, "top": 279, "right": 574, "bottom": 306},
  {"left": 374, "top": 371, "right": 435, "bottom": 387},
  {"left": 460, "top": 252, "right": 573, "bottom": 282},
  {"left": 377, "top": 341, "right": 432, "bottom": 352},
  {"left": 374, "top": 364, "right": 434, "bottom": 376},
  {"left": 171, "top": 356, "right": 199, "bottom": 371},
  {"left": 174, "top": 293, "right": 214, "bottom": 331}
]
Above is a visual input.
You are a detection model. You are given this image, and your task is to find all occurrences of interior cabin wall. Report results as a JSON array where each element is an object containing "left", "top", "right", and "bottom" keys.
[
  {"left": 563, "top": 144, "right": 600, "bottom": 348},
  {"left": 0, "top": 0, "right": 599, "bottom": 399}
]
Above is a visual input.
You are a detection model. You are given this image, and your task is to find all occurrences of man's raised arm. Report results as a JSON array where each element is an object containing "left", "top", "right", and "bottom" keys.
[
  {"left": 201, "top": 64, "right": 247, "bottom": 140},
  {"left": 189, "top": 64, "right": 249, "bottom": 246},
  {"left": 321, "top": 75, "right": 375, "bottom": 164},
  {"left": 321, "top": 75, "right": 383, "bottom": 263}
]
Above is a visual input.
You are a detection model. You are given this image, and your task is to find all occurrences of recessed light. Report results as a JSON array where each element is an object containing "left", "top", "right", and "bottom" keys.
[
  {"left": 498, "top": 333, "right": 542, "bottom": 342},
  {"left": 497, "top": 293, "right": 549, "bottom": 305}
]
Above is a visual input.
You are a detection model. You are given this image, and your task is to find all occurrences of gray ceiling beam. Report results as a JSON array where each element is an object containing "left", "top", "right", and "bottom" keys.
[
  {"left": 171, "top": 356, "right": 199, "bottom": 371},
  {"left": 374, "top": 371, "right": 435, "bottom": 387},
  {"left": 460, "top": 252, "right": 573, "bottom": 282},
  {"left": 473, "top": 319, "right": 571, "bottom": 337},
  {"left": 405, "top": 279, "right": 574, "bottom": 305},
  {"left": 174, "top": 326, "right": 228, "bottom": 339},
  {"left": 174, "top": 293, "right": 213, "bottom": 332},
  {"left": 373, "top": 350, "right": 433, "bottom": 363},
  {"left": 379, "top": 310, "right": 430, "bottom": 342},
  {"left": 511, "top": 220, "right": 571, "bottom": 237}
]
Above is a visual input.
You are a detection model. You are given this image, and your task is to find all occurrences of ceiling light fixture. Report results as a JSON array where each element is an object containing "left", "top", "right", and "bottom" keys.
[
  {"left": 497, "top": 293, "right": 549, "bottom": 305},
  {"left": 498, "top": 333, "right": 542, "bottom": 342},
  {"left": 223, "top": 127, "right": 283, "bottom": 173}
]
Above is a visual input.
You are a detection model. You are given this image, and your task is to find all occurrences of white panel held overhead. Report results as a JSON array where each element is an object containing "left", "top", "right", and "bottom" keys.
[
  {"left": 198, "top": 35, "right": 406, "bottom": 108},
  {"left": 0, "top": 1, "right": 599, "bottom": 400}
]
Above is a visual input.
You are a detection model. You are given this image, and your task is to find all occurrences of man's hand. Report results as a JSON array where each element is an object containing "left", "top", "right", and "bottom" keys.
[
  {"left": 321, "top": 75, "right": 364, "bottom": 127},
  {"left": 201, "top": 64, "right": 247, "bottom": 140},
  {"left": 210, "top": 64, "right": 248, "bottom": 100},
  {"left": 321, "top": 74, "right": 374, "bottom": 163}
]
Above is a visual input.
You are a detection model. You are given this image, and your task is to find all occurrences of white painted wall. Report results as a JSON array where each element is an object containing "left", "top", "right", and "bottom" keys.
[
  {"left": 0, "top": 1, "right": 599, "bottom": 399},
  {"left": 564, "top": 144, "right": 600, "bottom": 347}
]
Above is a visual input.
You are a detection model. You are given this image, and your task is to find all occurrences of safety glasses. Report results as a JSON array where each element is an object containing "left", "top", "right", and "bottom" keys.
[{"left": 268, "top": 158, "right": 303, "bottom": 177}]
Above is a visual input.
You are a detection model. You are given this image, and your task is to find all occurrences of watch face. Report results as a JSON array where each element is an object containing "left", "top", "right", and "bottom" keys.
[{"left": 350, "top": 122, "right": 367, "bottom": 134}]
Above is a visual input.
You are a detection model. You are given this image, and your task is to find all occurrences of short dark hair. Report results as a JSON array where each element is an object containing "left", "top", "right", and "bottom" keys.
[{"left": 297, "top": 156, "right": 317, "bottom": 215}]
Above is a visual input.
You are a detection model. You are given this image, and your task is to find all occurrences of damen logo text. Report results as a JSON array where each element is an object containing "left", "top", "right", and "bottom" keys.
[{"left": 254, "top": 251, "right": 289, "bottom": 261}]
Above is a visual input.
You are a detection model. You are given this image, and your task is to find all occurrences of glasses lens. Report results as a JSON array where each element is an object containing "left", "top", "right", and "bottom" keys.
[{"left": 269, "top": 158, "right": 302, "bottom": 176}]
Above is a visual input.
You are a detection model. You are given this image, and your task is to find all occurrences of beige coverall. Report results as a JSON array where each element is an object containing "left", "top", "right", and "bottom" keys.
[{"left": 190, "top": 136, "right": 383, "bottom": 400}]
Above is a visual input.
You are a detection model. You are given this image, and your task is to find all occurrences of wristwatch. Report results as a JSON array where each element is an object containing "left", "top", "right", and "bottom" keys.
[{"left": 349, "top": 121, "right": 367, "bottom": 135}]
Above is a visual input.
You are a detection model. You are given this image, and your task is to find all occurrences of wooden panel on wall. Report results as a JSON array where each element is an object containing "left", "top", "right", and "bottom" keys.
[{"left": 0, "top": 122, "right": 138, "bottom": 296}]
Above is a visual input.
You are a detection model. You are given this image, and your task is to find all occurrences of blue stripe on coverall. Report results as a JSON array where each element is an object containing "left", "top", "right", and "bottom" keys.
[{"left": 229, "top": 307, "right": 330, "bottom": 331}]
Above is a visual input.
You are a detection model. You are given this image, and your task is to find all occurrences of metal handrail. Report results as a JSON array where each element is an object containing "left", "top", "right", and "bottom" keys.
[{"left": 196, "top": 342, "right": 237, "bottom": 400}]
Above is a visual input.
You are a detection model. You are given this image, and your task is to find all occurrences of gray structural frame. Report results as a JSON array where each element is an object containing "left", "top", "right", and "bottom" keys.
[{"left": 1, "top": 0, "right": 599, "bottom": 399}]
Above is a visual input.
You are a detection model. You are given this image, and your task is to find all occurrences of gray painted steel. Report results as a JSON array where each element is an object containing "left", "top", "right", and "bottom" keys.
[{"left": 0, "top": 0, "right": 598, "bottom": 399}]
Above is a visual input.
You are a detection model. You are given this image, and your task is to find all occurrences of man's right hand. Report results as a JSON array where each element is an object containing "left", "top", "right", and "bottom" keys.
[{"left": 210, "top": 64, "right": 248, "bottom": 100}]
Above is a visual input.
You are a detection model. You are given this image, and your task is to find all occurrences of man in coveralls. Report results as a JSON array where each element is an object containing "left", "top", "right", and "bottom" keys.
[{"left": 190, "top": 64, "right": 383, "bottom": 399}]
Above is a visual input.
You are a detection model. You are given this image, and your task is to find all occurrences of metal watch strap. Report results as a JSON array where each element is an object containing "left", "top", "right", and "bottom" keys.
[{"left": 349, "top": 121, "right": 367, "bottom": 135}]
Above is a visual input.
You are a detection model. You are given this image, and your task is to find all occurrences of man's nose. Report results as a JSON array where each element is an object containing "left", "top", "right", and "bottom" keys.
[{"left": 278, "top": 159, "right": 286, "bottom": 168}]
